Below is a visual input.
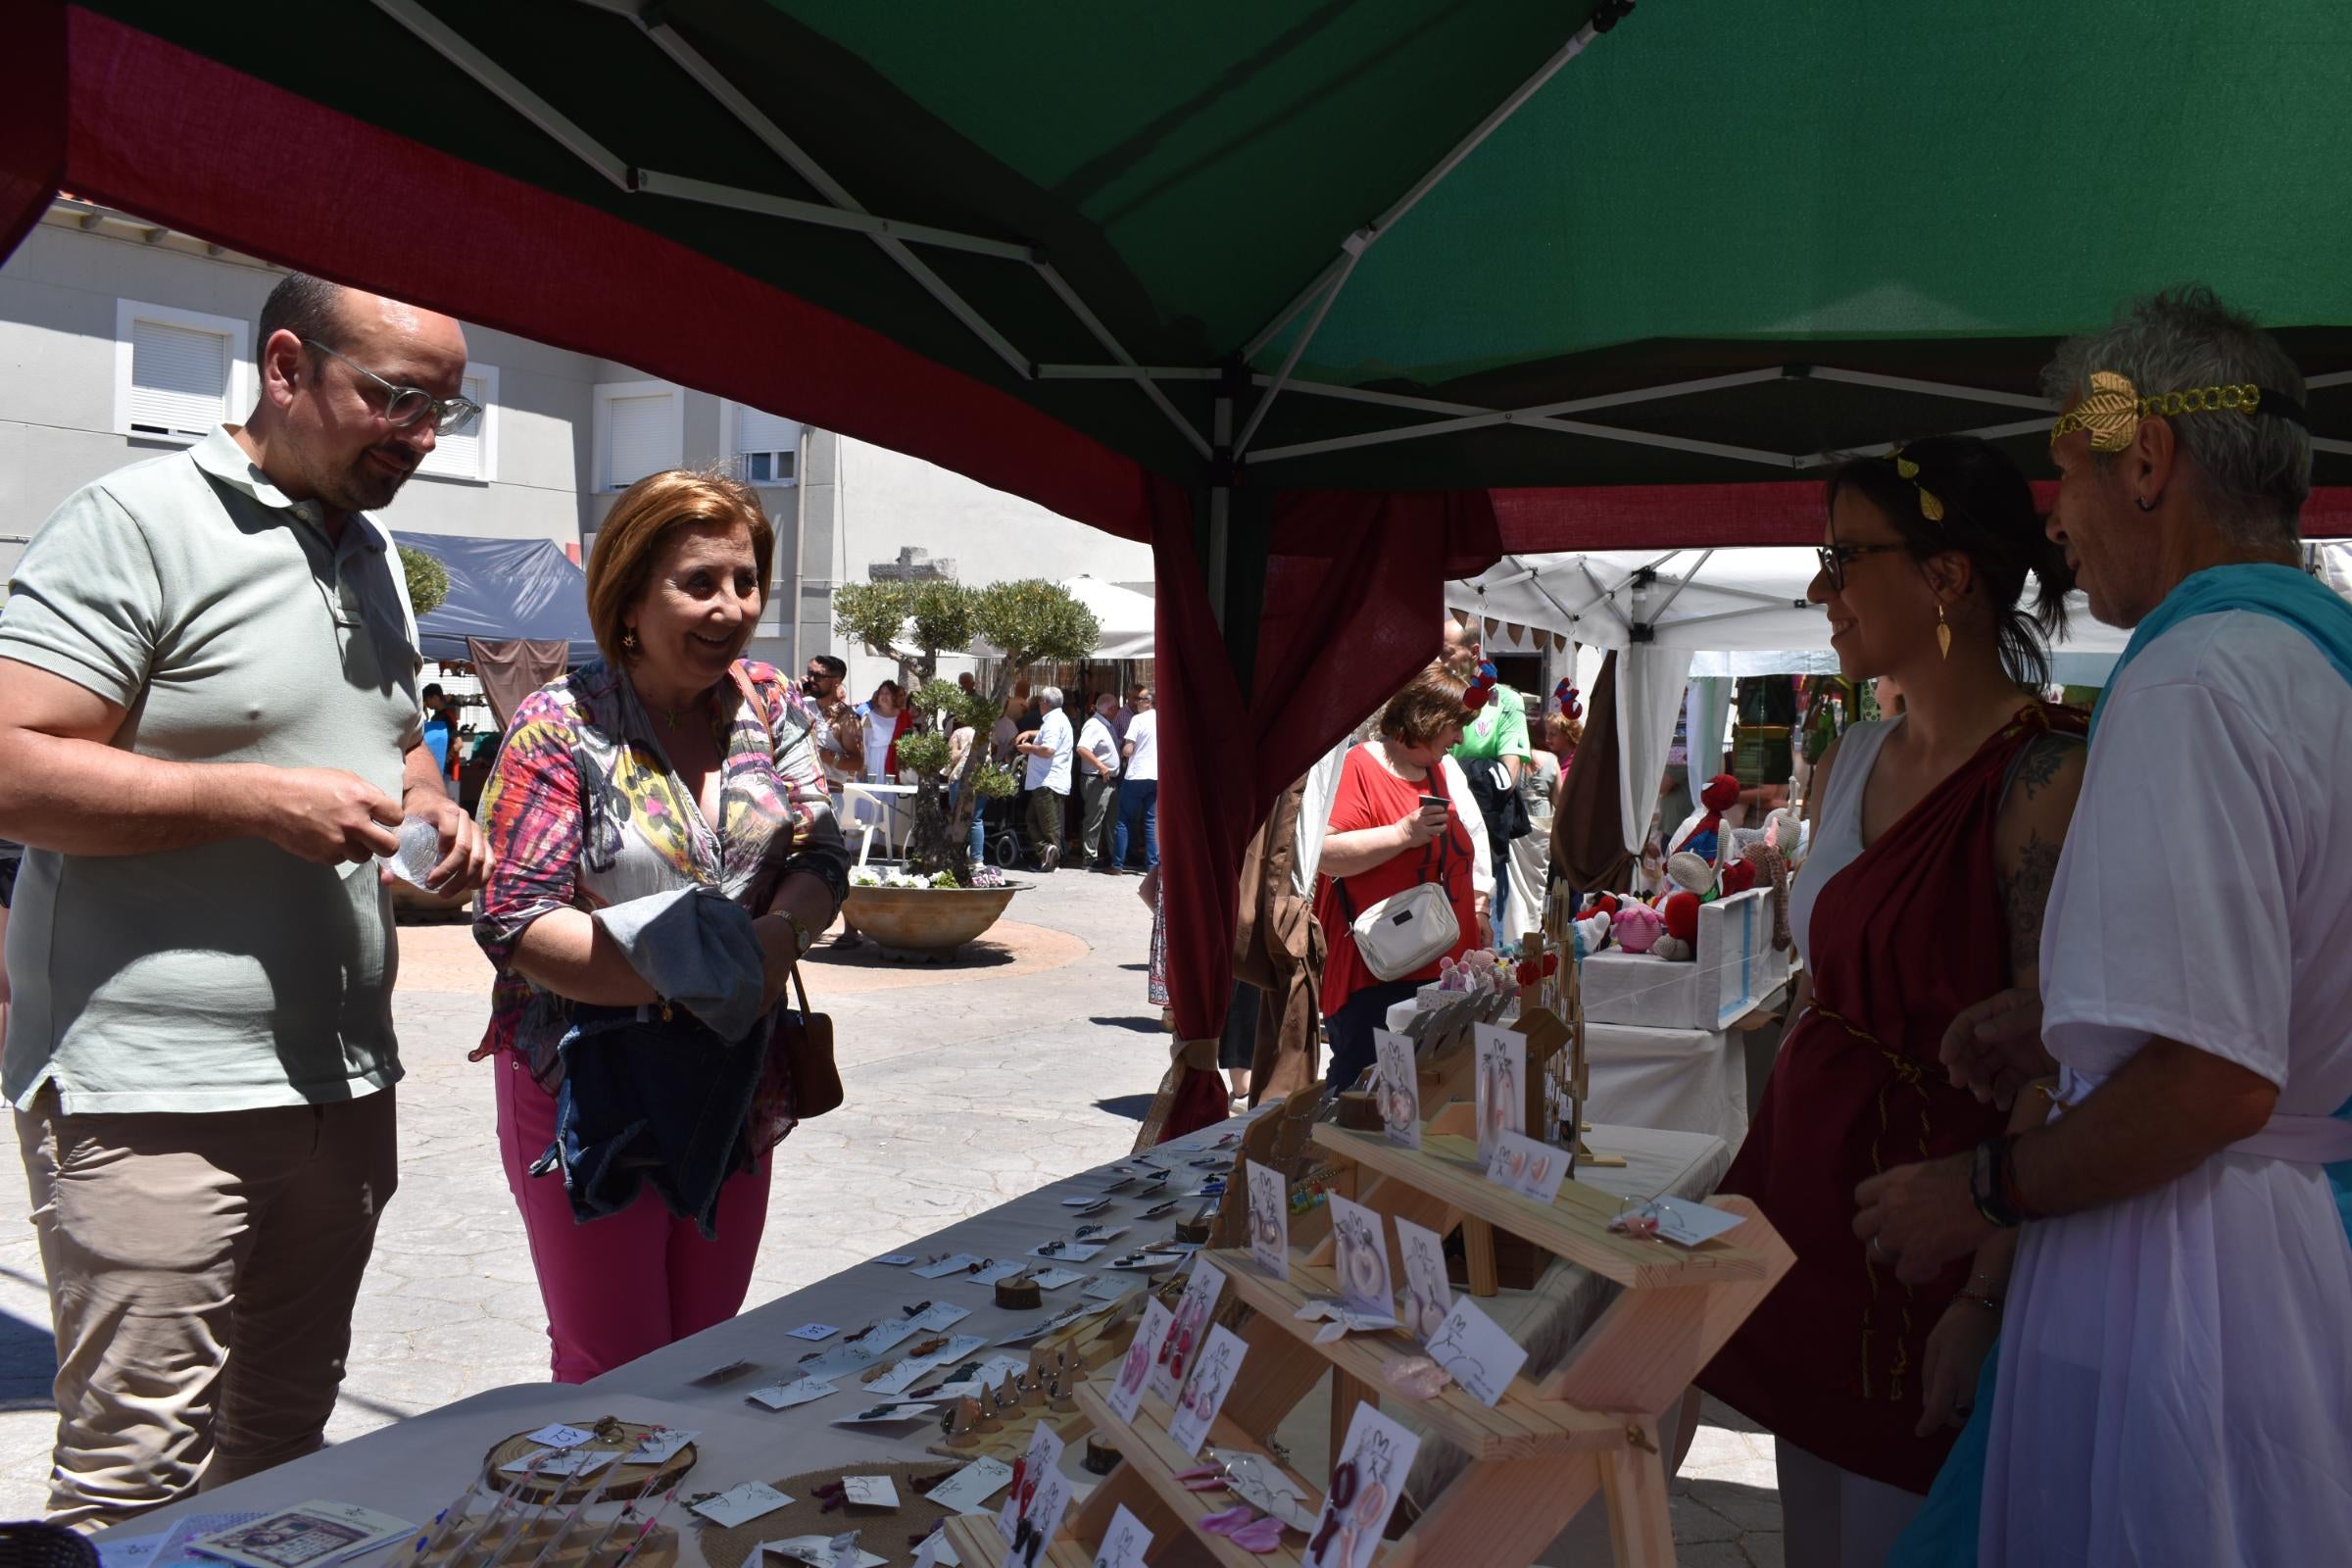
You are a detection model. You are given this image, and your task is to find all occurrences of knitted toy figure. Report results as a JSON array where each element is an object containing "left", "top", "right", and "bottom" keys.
[
  {"left": 1650, "top": 890, "right": 1701, "bottom": 962},
  {"left": 1671, "top": 773, "right": 1742, "bottom": 865},
  {"left": 1612, "top": 902, "right": 1664, "bottom": 954}
]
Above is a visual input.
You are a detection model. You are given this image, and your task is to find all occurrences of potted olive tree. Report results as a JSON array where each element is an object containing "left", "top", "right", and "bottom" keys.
[{"left": 829, "top": 577, "right": 1101, "bottom": 959}]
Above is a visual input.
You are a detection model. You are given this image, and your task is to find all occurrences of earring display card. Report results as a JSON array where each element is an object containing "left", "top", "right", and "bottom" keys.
[
  {"left": 1091, "top": 1503, "right": 1153, "bottom": 1568},
  {"left": 1008, "top": 1469, "right": 1071, "bottom": 1568},
  {"left": 691, "top": 1481, "right": 795, "bottom": 1528},
  {"left": 924, "top": 1455, "right": 1014, "bottom": 1514},
  {"left": 1424, "top": 1295, "right": 1531, "bottom": 1408},
  {"left": 1105, "top": 1298, "right": 1171, "bottom": 1426},
  {"left": 1483, "top": 1129, "right": 1568, "bottom": 1204},
  {"left": 1325, "top": 1195, "right": 1394, "bottom": 1319},
  {"left": 1394, "top": 1216, "right": 1452, "bottom": 1344},
  {"left": 1300, "top": 1405, "right": 1422, "bottom": 1568},
  {"left": 747, "top": 1376, "right": 838, "bottom": 1411},
  {"left": 1166, "top": 1323, "right": 1248, "bottom": 1457},
  {"left": 1372, "top": 1028, "right": 1421, "bottom": 1151},
  {"left": 1472, "top": 1024, "right": 1526, "bottom": 1165},
  {"left": 1146, "top": 1258, "right": 1227, "bottom": 1405},
  {"left": 994, "top": 1423, "right": 1067, "bottom": 1545},
  {"left": 1244, "top": 1159, "right": 1289, "bottom": 1280}
]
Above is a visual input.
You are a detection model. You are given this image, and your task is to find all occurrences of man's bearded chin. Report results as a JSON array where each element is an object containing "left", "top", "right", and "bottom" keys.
[{"left": 316, "top": 446, "right": 417, "bottom": 513}]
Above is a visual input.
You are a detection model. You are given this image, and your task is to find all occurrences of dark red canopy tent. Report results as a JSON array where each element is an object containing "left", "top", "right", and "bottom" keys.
[{"left": 9, "top": 1, "right": 2350, "bottom": 1085}]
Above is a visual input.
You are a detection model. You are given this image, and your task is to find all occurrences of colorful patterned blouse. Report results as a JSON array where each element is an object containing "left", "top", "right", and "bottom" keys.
[{"left": 471, "top": 658, "right": 851, "bottom": 1077}]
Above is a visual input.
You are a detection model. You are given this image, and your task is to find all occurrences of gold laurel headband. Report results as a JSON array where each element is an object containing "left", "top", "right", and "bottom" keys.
[
  {"left": 1884, "top": 444, "right": 1944, "bottom": 523},
  {"left": 2049, "top": 369, "right": 2309, "bottom": 452}
]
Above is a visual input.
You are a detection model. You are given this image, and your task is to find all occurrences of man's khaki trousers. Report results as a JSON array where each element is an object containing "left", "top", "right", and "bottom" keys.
[{"left": 16, "top": 1087, "right": 398, "bottom": 1530}]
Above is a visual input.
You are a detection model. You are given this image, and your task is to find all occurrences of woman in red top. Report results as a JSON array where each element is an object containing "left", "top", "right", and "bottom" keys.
[{"left": 1315, "top": 666, "right": 1480, "bottom": 1090}]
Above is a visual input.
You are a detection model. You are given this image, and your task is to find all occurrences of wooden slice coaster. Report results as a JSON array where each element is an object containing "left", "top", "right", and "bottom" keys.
[{"left": 478, "top": 1418, "right": 699, "bottom": 1508}]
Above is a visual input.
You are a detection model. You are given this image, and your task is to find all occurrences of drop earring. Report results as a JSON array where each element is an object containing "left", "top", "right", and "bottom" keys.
[
  {"left": 1936, "top": 603, "right": 1951, "bottom": 662},
  {"left": 2134, "top": 496, "right": 2157, "bottom": 513}
]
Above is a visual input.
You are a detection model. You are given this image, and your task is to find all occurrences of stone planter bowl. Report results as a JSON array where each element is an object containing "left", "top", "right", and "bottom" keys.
[{"left": 842, "top": 883, "right": 1023, "bottom": 962}]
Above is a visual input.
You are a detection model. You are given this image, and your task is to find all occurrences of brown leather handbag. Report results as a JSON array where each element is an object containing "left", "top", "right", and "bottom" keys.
[{"left": 772, "top": 954, "right": 842, "bottom": 1118}]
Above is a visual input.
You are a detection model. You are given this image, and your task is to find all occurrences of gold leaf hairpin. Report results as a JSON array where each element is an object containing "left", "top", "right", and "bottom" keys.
[{"left": 1886, "top": 445, "right": 1945, "bottom": 523}]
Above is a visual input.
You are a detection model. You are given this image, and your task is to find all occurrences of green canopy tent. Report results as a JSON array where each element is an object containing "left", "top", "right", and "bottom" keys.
[{"left": 10, "top": 0, "right": 2352, "bottom": 1058}]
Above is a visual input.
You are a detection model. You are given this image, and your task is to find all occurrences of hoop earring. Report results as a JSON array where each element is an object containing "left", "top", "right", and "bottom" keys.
[
  {"left": 1936, "top": 603, "right": 1951, "bottom": 662},
  {"left": 2134, "top": 496, "right": 2157, "bottom": 513}
]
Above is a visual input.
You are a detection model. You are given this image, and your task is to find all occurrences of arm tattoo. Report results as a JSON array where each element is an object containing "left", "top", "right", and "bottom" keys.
[
  {"left": 2014, "top": 736, "right": 2067, "bottom": 801},
  {"left": 1998, "top": 828, "right": 2063, "bottom": 975}
]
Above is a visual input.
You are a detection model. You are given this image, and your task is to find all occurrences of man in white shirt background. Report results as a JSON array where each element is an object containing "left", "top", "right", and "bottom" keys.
[
  {"left": 1014, "top": 685, "right": 1074, "bottom": 871},
  {"left": 1074, "top": 691, "right": 1122, "bottom": 872},
  {"left": 1116, "top": 685, "right": 1160, "bottom": 873}
]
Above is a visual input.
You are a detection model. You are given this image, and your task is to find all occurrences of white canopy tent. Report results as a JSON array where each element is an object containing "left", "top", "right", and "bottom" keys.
[
  {"left": 1450, "top": 548, "right": 2133, "bottom": 856},
  {"left": 1054, "top": 574, "right": 1156, "bottom": 660}
]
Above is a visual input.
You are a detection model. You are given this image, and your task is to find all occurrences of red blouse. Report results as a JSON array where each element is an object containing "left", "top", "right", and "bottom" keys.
[{"left": 1314, "top": 745, "right": 1478, "bottom": 1016}]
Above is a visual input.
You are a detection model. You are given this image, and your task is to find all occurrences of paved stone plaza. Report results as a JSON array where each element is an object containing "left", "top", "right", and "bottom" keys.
[{"left": 0, "top": 870, "right": 1780, "bottom": 1562}]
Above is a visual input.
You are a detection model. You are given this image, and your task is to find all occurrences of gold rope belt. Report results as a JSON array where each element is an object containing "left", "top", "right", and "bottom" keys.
[{"left": 1806, "top": 1002, "right": 1932, "bottom": 1404}]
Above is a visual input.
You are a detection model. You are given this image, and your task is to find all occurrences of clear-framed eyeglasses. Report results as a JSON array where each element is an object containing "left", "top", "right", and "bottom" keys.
[{"left": 305, "top": 339, "right": 483, "bottom": 434}]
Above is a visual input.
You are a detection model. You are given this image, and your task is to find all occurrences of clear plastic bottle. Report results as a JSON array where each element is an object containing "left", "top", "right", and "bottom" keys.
[{"left": 379, "top": 814, "right": 444, "bottom": 888}]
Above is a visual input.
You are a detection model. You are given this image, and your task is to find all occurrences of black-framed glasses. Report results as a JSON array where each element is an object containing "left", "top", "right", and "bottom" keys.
[
  {"left": 1815, "top": 542, "right": 1908, "bottom": 591},
  {"left": 304, "top": 340, "right": 483, "bottom": 434}
]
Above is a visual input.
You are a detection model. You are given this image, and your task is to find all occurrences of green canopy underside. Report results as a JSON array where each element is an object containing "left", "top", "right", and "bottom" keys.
[{"left": 93, "top": 0, "right": 2352, "bottom": 489}]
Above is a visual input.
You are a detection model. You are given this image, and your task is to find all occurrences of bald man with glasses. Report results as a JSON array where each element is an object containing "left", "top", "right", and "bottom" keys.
[{"left": 0, "top": 271, "right": 489, "bottom": 1527}]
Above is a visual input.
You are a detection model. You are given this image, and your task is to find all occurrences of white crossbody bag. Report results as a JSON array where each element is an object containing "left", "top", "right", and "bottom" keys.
[{"left": 1332, "top": 777, "right": 1461, "bottom": 982}]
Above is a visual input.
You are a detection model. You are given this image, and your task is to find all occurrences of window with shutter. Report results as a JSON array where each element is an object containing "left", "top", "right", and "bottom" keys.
[
  {"left": 113, "top": 299, "right": 250, "bottom": 445},
  {"left": 416, "top": 368, "right": 496, "bottom": 480},
  {"left": 127, "top": 318, "right": 231, "bottom": 438},
  {"left": 734, "top": 406, "right": 801, "bottom": 485},
  {"left": 600, "top": 385, "right": 681, "bottom": 490}
]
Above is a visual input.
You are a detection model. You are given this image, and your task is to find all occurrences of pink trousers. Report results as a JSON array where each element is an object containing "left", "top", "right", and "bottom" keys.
[{"left": 495, "top": 1056, "right": 771, "bottom": 1384}]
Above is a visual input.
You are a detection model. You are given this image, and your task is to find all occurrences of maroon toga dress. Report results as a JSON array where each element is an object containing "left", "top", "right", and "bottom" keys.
[{"left": 1699, "top": 703, "right": 2082, "bottom": 1494}]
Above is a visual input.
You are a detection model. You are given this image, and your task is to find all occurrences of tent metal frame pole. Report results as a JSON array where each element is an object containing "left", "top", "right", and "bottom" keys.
[
  {"left": 372, "top": 0, "right": 632, "bottom": 189},
  {"left": 1234, "top": 246, "right": 1361, "bottom": 457},
  {"left": 1501, "top": 555, "right": 1588, "bottom": 631},
  {"left": 628, "top": 171, "right": 1035, "bottom": 260},
  {"left": 1574, "top": 564, "right": 1634, "bottom": 633},
  {"left": 1804, "top": 368, "right": 2054, "bottom": 412},
  {"left": 1035, "top": 262, "right": 1213, "bottom": 459},
  {"left": 1641, "top": 549, "right": 1710, "bottom": 621},
  {"left": 1240, "top": 14, "right": 1614, "bottom": 363},
  {"left": 1208, "top": 392, "right": 1235, "bottom": 630},
  {"left": 1035, "top": 366, "right": 1221, "bottom": 381},
  {"left": 552, "top": 0, "right": 1211, "bottom": 455},
  {"left": 1247, "top": 368, "right": 1792, "bottom": 466}
]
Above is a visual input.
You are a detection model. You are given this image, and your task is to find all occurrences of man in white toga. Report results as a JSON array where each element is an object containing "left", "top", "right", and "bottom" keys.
[{"left": 1854, "top": 286, "right": 2352, "bottom": 1564}]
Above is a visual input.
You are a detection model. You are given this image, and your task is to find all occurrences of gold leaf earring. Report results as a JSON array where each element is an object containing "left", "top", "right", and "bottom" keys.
[{"left": 1936, "top": 604, "right": 1951, "bottom": 662}]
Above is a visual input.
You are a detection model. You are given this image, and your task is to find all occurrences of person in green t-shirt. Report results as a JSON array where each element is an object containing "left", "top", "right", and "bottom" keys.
[{"left": 1441, "top": 620, "right": 1535, "bottom": 941}]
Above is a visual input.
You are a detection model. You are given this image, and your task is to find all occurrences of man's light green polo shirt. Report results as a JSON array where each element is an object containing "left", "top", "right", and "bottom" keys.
[{"left": 1, "top": 427, "right": 424, "bottom": 1112}]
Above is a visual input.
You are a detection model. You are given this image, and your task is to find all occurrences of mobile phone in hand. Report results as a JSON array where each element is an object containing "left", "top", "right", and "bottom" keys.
[{"left": 1417, "top": 794, "right": 1447, "bottom": 812}]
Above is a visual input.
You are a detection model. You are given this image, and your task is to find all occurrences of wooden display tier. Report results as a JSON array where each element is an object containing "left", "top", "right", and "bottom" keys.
[
  {"left": 958, "top": 1142, "right": 1788, "bottom": 1565},
  {"left": 937, "top": 1512, "right": 1093, "bottom": 1568}
]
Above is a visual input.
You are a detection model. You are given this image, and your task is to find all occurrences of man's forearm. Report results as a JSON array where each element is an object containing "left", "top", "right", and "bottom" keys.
[
  {"left": 0, "top": 728, "right": 264, "bottom": 855},
  {"left": 401, "top": 740, "right": 449, "bottom": 808},
  {"left": 2011, "top": 1036, "right": 2276, "bottom": 1219}
]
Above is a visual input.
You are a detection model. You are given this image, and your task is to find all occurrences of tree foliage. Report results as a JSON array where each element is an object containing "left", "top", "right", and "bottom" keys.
[
  {"left": 831, "top": 576, "right": 1102, "bottom": 882},
  {"left": 399, "top": 545, "right": 451, "bottom": 618}
]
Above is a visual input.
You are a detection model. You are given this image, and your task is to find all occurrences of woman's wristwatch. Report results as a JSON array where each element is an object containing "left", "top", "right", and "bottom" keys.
[{"left": 779, "top": 908, "right": 813, "bottom": 958}]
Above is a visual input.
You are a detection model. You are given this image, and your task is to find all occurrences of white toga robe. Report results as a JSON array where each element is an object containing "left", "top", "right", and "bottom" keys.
[{"left": 1983, "top": 612, "right": 2352, "bottom": 1565}]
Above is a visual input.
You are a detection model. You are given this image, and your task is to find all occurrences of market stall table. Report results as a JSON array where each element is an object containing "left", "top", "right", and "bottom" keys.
[{"left": 107, "top": 1114, "right": 1730, "bottom": 1565}]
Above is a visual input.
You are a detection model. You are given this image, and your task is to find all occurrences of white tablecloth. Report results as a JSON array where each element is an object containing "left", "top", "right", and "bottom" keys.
[{"left": 111, "top": 1114, "right": 1730, "bottom": 1563}]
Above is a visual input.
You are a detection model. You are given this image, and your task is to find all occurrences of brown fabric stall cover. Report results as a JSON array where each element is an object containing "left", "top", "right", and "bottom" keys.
[
  {"left": 1552, "top": 651, "right": 1635, "bottom": 896},
  {"left": 469, "top": 638, "right": 573, "bottom": 728},
  {"left": 1232, "top": 774, "right": 1327, "bottom": 1107}
]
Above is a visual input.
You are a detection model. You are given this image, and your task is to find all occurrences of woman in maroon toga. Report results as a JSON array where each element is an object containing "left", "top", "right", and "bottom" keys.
[{"left": 1699, "top": 437, "right": 2088, "bottom": 1565}]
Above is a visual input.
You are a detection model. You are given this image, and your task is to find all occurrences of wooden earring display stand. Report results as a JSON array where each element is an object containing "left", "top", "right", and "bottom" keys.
[{"left": 942, "top": 1111, "right": 1790, "bottom": 1566}]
